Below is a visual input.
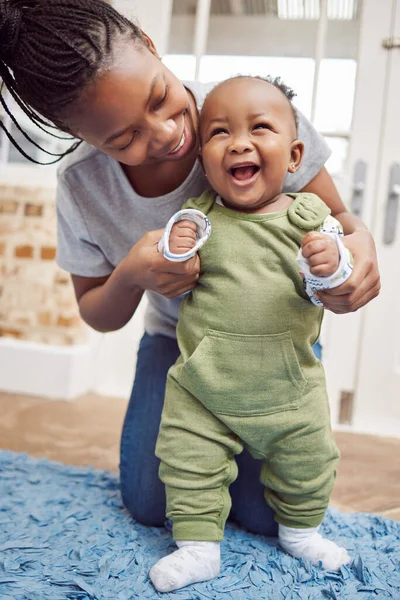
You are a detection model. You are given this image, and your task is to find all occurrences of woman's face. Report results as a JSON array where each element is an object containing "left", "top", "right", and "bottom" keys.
[{"left": 65, "top": 39, "right": 198, "bottom": 167}]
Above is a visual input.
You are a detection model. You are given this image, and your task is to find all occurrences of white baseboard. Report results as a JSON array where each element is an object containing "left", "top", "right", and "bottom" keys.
[
  {"left": 333, "top": 422, "right": 400, "bottom": 439},
  {"left": 0, "top": 338, "right": 95, "bottom": 400},
  {"left": 0, "top": 302, "right": 147, "bottom": 401}
]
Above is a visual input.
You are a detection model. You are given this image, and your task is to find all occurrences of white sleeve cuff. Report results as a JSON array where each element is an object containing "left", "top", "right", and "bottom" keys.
[{"left": 158, "top": 209, "right": 211, "bottom": 262}]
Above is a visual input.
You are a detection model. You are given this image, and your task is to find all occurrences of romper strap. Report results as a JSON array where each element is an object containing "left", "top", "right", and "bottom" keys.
[{"left": 287, "top": 193, "right": 331, "bottom": 230}]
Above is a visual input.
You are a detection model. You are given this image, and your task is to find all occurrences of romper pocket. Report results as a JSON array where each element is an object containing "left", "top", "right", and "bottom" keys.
[{"left": 178, "top": 329, "right": 307, "bottom": 417}]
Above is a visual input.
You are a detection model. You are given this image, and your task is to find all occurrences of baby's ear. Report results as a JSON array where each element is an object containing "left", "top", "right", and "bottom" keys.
[{"left": 288, "top": 140, "right": 304, "bottom": 173}]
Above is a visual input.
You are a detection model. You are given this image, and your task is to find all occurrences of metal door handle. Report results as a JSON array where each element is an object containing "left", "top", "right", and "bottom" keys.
[
  {"left": 382, "top": 37, "right": 400, "bottom": 49},
  {"left": 383, "top": 163, "right": 400, "bottom": 245},
  {"left": 351, "top": 160, "right": 367, "bottom": 218}
]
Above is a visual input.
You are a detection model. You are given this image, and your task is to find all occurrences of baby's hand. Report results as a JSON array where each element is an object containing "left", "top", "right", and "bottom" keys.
[
  {"left": 169, "top": 220, "right": 197, "bottom": 255},
  {"left": 301, "top": 232, "right": 339, "bottom": 277}
]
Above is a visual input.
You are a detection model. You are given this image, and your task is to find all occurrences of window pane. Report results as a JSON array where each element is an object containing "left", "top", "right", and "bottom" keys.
[
  {"left": 199, "top": 55, "right": 315, "bottom": 118},
  {"left": 325, "top": 136, "right": 349, "bottom": 185},
  {"left": 314, "top": 59, "right": 357, "bottom": 131},
  {"left": 162, "top": 54, "right": 196, "bottom": 80}
]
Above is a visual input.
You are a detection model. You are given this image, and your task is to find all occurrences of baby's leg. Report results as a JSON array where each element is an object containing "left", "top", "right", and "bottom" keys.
[
  {"left": 260, "top": 383, "right": 350, "bottom": 570},
  {"left": 150, "top": 372, "right": 243, "bottom": 592}
]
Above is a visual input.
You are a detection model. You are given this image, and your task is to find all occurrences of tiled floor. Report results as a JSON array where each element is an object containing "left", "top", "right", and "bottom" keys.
[{"left": 1, "top": 391, "right": 399, "bottom": 521}]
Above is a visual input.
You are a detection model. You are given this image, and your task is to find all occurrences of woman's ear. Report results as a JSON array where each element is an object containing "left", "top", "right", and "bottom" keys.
[
  {"left": 140, "top": 31, "right": 160, "bottom": 58},
  {"left": 288, "top": 140, "right": 304, "bottom": 173}
]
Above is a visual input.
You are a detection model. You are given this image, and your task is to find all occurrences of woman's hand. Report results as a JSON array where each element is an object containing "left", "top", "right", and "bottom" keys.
[
  {"left": 122, "top": 228, "right": 200, "bottom": 298},
  {"left": 301, "top": 167, "right": 381, "bottom": 313},
  {"left": 316, "top": 229, "right": 381, "bottom": 313}
]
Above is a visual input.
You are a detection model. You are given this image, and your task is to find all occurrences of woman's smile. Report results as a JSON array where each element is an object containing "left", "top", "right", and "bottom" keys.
[{"left": 162, "top": 116, "right": 195, "bottom": 160}]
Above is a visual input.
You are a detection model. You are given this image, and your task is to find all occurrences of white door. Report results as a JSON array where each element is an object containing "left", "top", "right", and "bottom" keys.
[
  {"left": 351, "top": 0, "right": 400, "bottom": 436},
  {"left": 323, "top": 0, "right": 400, "bottom": 436}
]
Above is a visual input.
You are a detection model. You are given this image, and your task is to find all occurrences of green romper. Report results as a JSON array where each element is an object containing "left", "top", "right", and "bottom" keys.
[{"left": 156, "top": 190, "right": 340, "bottom": 542}]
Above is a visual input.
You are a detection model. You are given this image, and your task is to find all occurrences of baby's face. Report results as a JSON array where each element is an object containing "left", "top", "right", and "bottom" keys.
[{"left": 200, "top": 78, "right": 300, "bottom": 212}]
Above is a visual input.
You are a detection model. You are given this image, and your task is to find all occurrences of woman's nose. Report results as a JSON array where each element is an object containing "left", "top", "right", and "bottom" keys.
[{"left": 151, "top": 119, "right": 178, "bottom": 150}]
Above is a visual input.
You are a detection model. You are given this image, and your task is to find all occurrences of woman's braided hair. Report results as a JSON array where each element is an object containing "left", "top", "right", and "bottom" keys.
[{"left": 0, "top": 0, "right": 144, "bottom": 163}]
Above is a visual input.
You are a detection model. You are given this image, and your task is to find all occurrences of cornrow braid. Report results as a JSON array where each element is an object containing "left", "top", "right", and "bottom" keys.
[{"left": 0, "top": 0, "right": 145, "bottom": 164}]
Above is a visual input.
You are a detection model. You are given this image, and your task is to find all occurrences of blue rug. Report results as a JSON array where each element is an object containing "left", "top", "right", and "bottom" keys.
[{"left": 0, "top": 451, "right": 399, "bottom": 599}]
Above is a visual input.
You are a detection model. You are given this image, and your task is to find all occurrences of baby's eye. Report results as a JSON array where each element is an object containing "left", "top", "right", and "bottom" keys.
[
  {"left": 210, "top": 127, "right": 228, "bottom": 137},
  {"left": 253, "top": 123, "right": 272, "bottom": 131}
]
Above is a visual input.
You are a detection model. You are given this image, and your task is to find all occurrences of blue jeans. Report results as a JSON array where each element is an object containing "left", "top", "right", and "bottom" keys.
[{"left": 120, "top": 333, "right": 322, "bottom": 536}]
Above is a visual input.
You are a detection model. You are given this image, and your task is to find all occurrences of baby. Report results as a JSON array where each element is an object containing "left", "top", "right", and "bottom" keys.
[{"left": 150, "top": 75, "right": 353, "bottom": 593}]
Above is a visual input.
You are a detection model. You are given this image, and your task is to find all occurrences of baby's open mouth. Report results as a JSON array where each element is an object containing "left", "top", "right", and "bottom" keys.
[{"left": 230, "top": 164, "right": 260, "bottom": 181}]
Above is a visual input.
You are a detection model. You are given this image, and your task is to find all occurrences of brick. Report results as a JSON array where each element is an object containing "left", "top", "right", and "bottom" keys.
[
  {"left": 12, "top": 316, "right": 32, "bottom": 326},
  {"left": 15, "top": 245, "right": 34, "bottom": 259},
  {"left": 0, "top": 264, "right": 21, "bottom": 277},
  {"left": 0, "top": 200, "right": 18, "bottom": 214},
  {"left": 54, "top": 272, "right": 70, "bottom": 285},
  {"left": 40, "top": 246, "right": 56, "bottom": 260},
  {"left": 37, "top": 311, "right": 53, "bottom": 327},
  {"left": 0, "top": 327, "right": 22, "bottom": 339},
  {"left": 57, "top": 315, "right": 81, "bottom": 328},
  {"left": 24, "top": 203, "right": 43, "bottom": 217},
  {"left": 0, "top": 182, "right": 86, "bottom": 346},
  {"left": 0, "top": 221, "right": 21, "bottom": 236}
]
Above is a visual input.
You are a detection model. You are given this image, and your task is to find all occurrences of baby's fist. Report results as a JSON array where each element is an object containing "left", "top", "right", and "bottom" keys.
[
  {"left": 301, "top": 232, "right": 339, "bottom": 277},
  {"left": 169, "top": 220, "right": 197, "bottom": 255}
]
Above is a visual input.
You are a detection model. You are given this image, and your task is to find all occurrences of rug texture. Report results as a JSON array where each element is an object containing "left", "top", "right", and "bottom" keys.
[{"left": 0, "top": 450, "right": 399, "bottom": 600}]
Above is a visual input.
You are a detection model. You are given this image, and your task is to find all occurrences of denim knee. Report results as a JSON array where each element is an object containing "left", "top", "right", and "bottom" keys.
[
  {"left": 119, "top": 333, "right": 180, "bottom": 527},
  {"left": 120, "top": 464, "right": 166, "bottom": 527}
]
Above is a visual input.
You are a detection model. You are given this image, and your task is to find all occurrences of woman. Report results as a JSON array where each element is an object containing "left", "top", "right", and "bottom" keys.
[{"left": 0, "top": 0, "right": 380, "bottom": 536}]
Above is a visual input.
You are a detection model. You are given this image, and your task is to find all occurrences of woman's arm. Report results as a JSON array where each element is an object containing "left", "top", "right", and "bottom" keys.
[
  {"left": 301, "top": 167, "right": 381, "bottom": 313},
  {"left": 72, "top": 228, "right": 200, "bottom": 332}
]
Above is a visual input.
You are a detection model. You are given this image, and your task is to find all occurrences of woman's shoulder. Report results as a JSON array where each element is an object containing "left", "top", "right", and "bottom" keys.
[
  {"left": 57, "top": 141, "right": 108, "bottom": 182},
  {"left": 182, "top": 80, "right": 217, "bottom": 110}
]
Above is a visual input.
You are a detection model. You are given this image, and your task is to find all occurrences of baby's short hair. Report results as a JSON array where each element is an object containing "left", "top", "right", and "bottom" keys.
[{"left": 206, "top": 74, "right": 299, "bottom": 133}]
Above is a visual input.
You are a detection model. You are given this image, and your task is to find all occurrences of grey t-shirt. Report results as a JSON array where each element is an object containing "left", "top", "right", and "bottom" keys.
[{"left": 56, "top": 80, "right": 331, "bottom": 339}]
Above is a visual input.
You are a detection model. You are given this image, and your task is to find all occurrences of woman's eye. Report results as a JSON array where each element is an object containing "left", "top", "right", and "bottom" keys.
[
  {"left": 154, "top": 85, "right": 170, "bottom": 110},
  {"left": 210, "top": 127, "right": 228, "bottom": 137},
  {"left": 118, "top": 134, "right": 136, "bottom": 151}
]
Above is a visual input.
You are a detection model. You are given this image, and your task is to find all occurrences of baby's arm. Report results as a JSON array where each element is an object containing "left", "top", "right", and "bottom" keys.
[
  {"left": 297, "top": 215, "right": 353, "bottom": 306},
  {"left": 169, "top": 220, "right": 197, "bottom": 255},
  {"left": 158, "top": 208, "right": 212, "bottom": 262},
  {"left": 301, "top": 232, "right": 339, "bottom": 277}
]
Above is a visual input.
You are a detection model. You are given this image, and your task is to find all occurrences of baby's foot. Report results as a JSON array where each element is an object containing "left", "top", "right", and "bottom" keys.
[
  {"left": 149, "top": 540, "right": 220, "bottom": 593},
  {"left": 279, "top": 525, "right": 351, "bottom": 571}
]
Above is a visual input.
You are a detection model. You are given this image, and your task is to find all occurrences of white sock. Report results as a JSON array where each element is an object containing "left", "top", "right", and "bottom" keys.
[
  {"left": 149, "top": 540, "right": 220, "bottom": 593},
  {"left": 279, "top": 524, "right": 351, "bottom": 570}
]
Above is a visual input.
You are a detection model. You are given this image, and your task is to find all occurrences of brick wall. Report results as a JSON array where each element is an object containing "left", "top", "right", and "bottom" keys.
[{"left": 0, "top": 176, "right": 87, "bottom": 345}]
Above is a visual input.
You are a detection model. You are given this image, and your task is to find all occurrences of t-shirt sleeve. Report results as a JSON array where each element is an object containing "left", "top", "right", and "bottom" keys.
[
  {"left": 56, "top": 174, "right": 114, "bottom": 277},
  {"left": 283, "top": 109, "right": 331, "bottom": 193}
]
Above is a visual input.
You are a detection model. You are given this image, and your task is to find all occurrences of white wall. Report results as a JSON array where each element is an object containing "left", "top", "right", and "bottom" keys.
[
  {"left": 113, "top": 0, "right": 173, "bottom": 55},
  {"left": 169, "top": 15, "right": 359, "bottom": 59},
  {"left": 0, "top": 300, "right": 146, "bottom": 401}
]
